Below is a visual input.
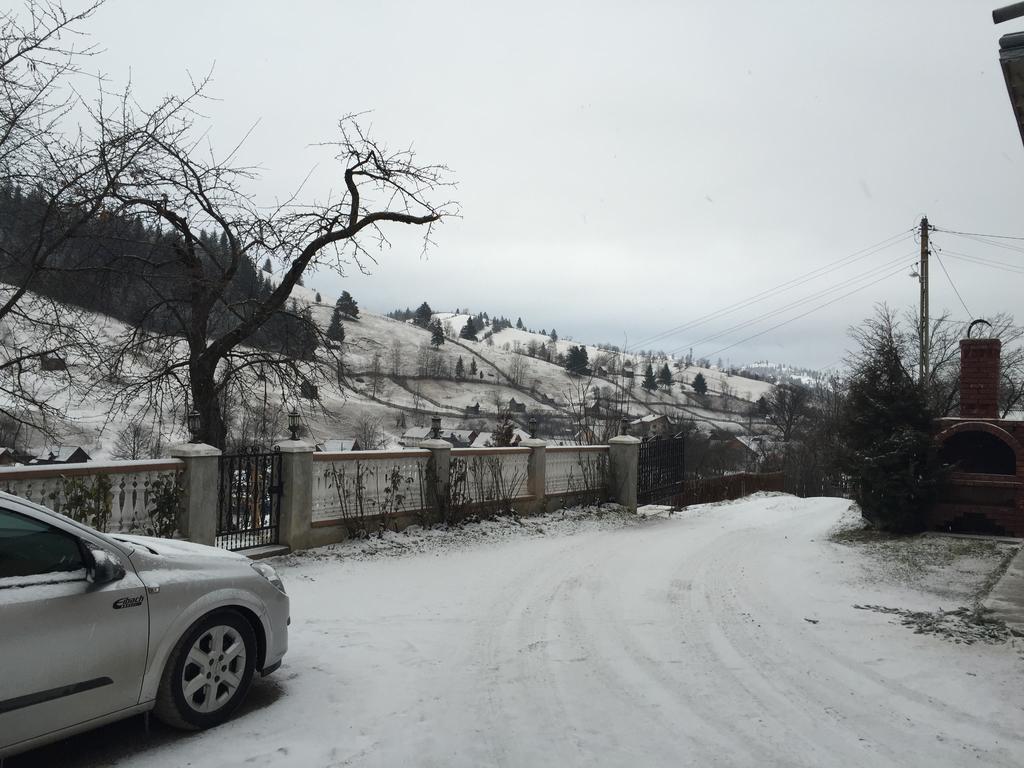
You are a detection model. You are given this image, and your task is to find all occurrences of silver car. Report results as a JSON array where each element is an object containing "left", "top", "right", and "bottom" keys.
[{"left": 0, "top": 490, "right": 289, "bottom": 759}]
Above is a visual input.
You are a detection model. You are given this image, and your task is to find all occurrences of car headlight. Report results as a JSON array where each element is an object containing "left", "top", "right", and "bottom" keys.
[{"left": 251, "top": 561, "right": 286, "bottom": 594}]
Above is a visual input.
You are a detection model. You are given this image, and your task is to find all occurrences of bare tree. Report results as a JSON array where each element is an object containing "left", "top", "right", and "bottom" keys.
[
  {"left": 0, "top": 1, "right": 154, "bottom": 435},
  {"left": 507, "top": 352, "right": 527, "bottom": 387},
  {"left": 110, "top": 422, "right": 154, "bottom": 460},
  {"left": 353, "top": 413, "right": 384, "bottom": 450},
  {"left": 368, "top": 352, "right": 386, "bottom": 399},
  {"left": 389, "top": 339, "right": 404, "bottom": 377},
  {"left": 93, "top": 106, "right": 454, "bottom": 447},
  {"left": 765, "top": 382, "right": 812, "bottom": 442}
]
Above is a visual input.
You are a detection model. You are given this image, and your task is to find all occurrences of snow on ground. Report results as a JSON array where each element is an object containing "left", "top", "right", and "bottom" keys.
[{"left": 16, "top": 495, "right": 1024, "bottom": 768}]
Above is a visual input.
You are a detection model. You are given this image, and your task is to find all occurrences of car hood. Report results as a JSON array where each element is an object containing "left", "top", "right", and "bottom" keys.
[{"left": 110, "top": 534, "right": 249, "bottom": 562}]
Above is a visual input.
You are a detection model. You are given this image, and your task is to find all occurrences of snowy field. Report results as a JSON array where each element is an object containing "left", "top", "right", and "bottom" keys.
[{"left": 12, "top": 495, "right": 1024, "bottom": 768}]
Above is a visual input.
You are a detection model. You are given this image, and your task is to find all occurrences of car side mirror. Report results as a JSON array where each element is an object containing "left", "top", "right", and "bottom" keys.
[{"left": 88, "top": 547, "right": 126, "bottom": 585}]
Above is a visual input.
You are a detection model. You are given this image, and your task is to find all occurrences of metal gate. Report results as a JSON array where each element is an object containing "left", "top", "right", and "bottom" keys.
[
  {"left": 217, "top": 447, "right": 283, "bottom": 551},
  {"left": 637, "top": 436, "right": 685, "bottom": 505}
]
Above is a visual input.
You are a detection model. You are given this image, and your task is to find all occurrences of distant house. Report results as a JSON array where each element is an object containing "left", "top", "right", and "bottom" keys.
[
  {"left": 0, "top": 447, "right": 17, "bottom": 466},
  {"left": 729, "top": 435, "right": 784, "bottom": 471},
  {"left": 317, "top": 438, "right": 362, "bottom": 452},
  {"left": 629, "top": 414, "right": 671, "bottom": 438},
  {"left": 30, "top": 446, "right": 91, "bottom": 465},
  {"left": 399, "top": 426, "right": 433, "bottom": 447},
  {"left": 621, "top": 369, "right": 635, "bottom": 380},
  {"left": 507, "top": 398, "right": 527, "bottom": 413},
  {"left": 464, "top": 402, "right": 481, "bottom": 416},
  {"left": 444, "top": 429, "right": 479, "bottom": 448}
]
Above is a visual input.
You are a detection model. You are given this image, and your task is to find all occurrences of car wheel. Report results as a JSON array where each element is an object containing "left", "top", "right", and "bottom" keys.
[{"left": 154, "top": 609, "right": 257, "bottom": 730}]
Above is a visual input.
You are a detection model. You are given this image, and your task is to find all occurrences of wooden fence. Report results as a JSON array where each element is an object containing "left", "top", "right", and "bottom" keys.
[{"left": 668, "top": 471, "right": 786, "bottom": 508}]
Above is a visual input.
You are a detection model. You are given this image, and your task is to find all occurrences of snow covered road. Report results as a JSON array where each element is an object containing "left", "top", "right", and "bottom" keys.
[{"left": 14, "top": 495, "right": 1024, "bottom": 767}]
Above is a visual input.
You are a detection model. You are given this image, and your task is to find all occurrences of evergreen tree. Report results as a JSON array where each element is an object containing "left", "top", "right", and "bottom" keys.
[
  {"left": 516, "top": 317, "right": 524, "bottom": 329},
  {"left": 550, "top": 328, "right": 558, "bottom": 342},
  {"left": 460, "top": 317, "right": 478, "bottom": 341},
  {"left": 455, "top": 356, "right": 465, "bottom": 379},
  {"left": 657, "top": 363, "right": 673, "bottom": 391},
  {"left": 337, "top": 290, "right": 359, "bottom": 318},
  {"left": 692, "top": 372, "right": 708, "bottom": 395},
  {"left": 430, "top": 319, "right": 445, "bottom": 348},
  {"left": 565, "top": 345, "right": 589, "bottom": 376},
  {"left": 263, "top": 258, "right": 273, "bottom": 273},
  {"left": 470, "top": 358, "right": 478, "bottom": 376},
  {"left": 642, "top": 363, "right": 658, "bottom": 392},
  {"left": 327, "top": 298, "right": 348, "bottom": 343},
  {"left": 755, "top": 395, "right": 770, "bottom": 417},
  {"left": 835, "top": 312, "right": 937, "bottom": 532},
  {"left": 315, "top": 292, "right": 322, "bottom": 304},
  {"left": 414, "top": 301, "right": 433, "bottom": 328},
  {"left": 491, "top": 411, "right": 515, "bottom": 447}
]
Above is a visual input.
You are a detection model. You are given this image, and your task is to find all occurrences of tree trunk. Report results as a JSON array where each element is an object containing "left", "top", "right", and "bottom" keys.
[{"left": 191, "top": 359, "right": 227, "bottom": 448}]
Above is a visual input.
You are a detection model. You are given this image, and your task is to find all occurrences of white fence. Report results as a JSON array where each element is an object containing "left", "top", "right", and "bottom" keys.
[
  {"left": 451, "top": 447, "right": 532, "bottom": 505},
  {"left": 545, "top": 446, "right": 610, "bottom": 496},
  {"left": 0, "top": 459, "right": 185, "bottom": 534},
  {"left": 311, "top": 450, "right": 431, "bottom": 525}
]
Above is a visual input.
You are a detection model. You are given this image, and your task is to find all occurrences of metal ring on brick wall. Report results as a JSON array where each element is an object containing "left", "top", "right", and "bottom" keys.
[{"left": 967, "top": 318, "right": 992, "bottom": 339}]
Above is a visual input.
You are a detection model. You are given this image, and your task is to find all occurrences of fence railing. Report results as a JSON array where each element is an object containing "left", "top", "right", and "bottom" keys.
[
  {"left": 311, "top": 450, "right": 431, "bottom": 526},
  {"left": 545, "top": 446, "right": 610, "bottom": 496},
  {"left": 451, "top": 447, "right": 532, "bottom": 505},
  {"left": 0, "top": 459, "right": 185, "bottom": 536}
]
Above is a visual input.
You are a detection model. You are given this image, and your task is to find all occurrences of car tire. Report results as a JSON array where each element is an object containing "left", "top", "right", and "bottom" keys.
[{"left": 154, "top": 609, "right": 257, "bottom": 730}]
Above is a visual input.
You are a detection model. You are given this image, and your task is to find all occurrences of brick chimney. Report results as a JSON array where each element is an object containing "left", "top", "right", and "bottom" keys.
[{"left": 960, "top": 338, "right": 1001, "bottom": 419}]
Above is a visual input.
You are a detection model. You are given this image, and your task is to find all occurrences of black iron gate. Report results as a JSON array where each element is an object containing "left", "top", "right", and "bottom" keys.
[
  {"left": 638, "top": 436, "right": 685, "bottom": 505},
  {"left": 217, "top": 447, "right": 283, "bottom": 551}
]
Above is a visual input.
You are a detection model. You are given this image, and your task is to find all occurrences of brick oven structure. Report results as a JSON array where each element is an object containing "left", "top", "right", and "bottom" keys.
[{"left": 930, "top": 337, "right": 1024, "bottom": 537}]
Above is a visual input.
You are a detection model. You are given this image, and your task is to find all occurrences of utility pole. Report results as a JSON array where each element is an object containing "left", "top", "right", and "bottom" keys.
[{"left": 919, "top": 216, "right": 930, "bottom": 385}]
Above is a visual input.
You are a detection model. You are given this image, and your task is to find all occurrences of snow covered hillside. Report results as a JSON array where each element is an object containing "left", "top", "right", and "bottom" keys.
[{"left": 0, "top": 283, "right": 779, "bottom": 457}]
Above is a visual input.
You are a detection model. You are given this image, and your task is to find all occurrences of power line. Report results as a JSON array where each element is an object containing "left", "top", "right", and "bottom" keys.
[
  {"left": 699, "top": 260, "right": 915, "bottom": 361},
  {"left": 932, "top": 249, "right": 972, "bottom": 318},
  {"left": 943, "top": 249, "right": 1024, "bottom": 274},
  {"left": 629, "top": 229, "right": 915, "bottom": 352},
  {"left": 668, "top": 251, "right": 919, "bottom": 357},
  {"left": 932, "top": 226, "right": 1024, "bottom": 242}
]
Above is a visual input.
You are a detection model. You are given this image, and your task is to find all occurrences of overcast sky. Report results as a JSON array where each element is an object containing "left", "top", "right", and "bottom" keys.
[{"left": 80, "top": 0, "right": 1024, "bottom": 369}]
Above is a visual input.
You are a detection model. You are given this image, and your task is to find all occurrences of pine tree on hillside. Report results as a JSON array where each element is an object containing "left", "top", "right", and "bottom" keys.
[
  {"left": 414, "top": 301, "right": 433, "bottom": 328},
  {"left": 327, "top": 298, "right": 348, "bottom": 343},
  {"left": 565, "top": 345, "right": 589, "bottom": 376},
  {"left": 642, "top": 363, "right": 658, "bottom": 392},
  {"left": 460, "top": 317, "right": 478, "bottom": 341},
  {"left": 692, "top": 372, "right": 708, "bottom": 395},
  {"left": 297, "top": 275, "right": 305, "bottom": 286},
  {"left": 263, "top": 258, "right": 273, "bottom": 273},
  {"left": 337, "top": 290, "right": 359, "bottom": 318},
  {"left": 315, "top": 292, "right": 322, "bottom": 304},
  {"left": 430, "top": 319, "right": 445, "bottom": 348},
  {"left": 470, "top": 358, "right": 478, "bottom": 376},
  {"left": 550, "top": 328, "right": 558, "bottom": 342},
  {"left": 455, "top": 356, "right": 465, "bottom": 379},
  {"left": 657, "top": 363, "right": 673, "bottom": 391},
  {"left": 516, "top": 317, "right": 524, "bottom": 329}
]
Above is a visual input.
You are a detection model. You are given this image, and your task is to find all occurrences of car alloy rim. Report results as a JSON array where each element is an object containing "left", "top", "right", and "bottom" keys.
[{"left": 180, "top": 624, "right": 247, "bottom": 713}]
